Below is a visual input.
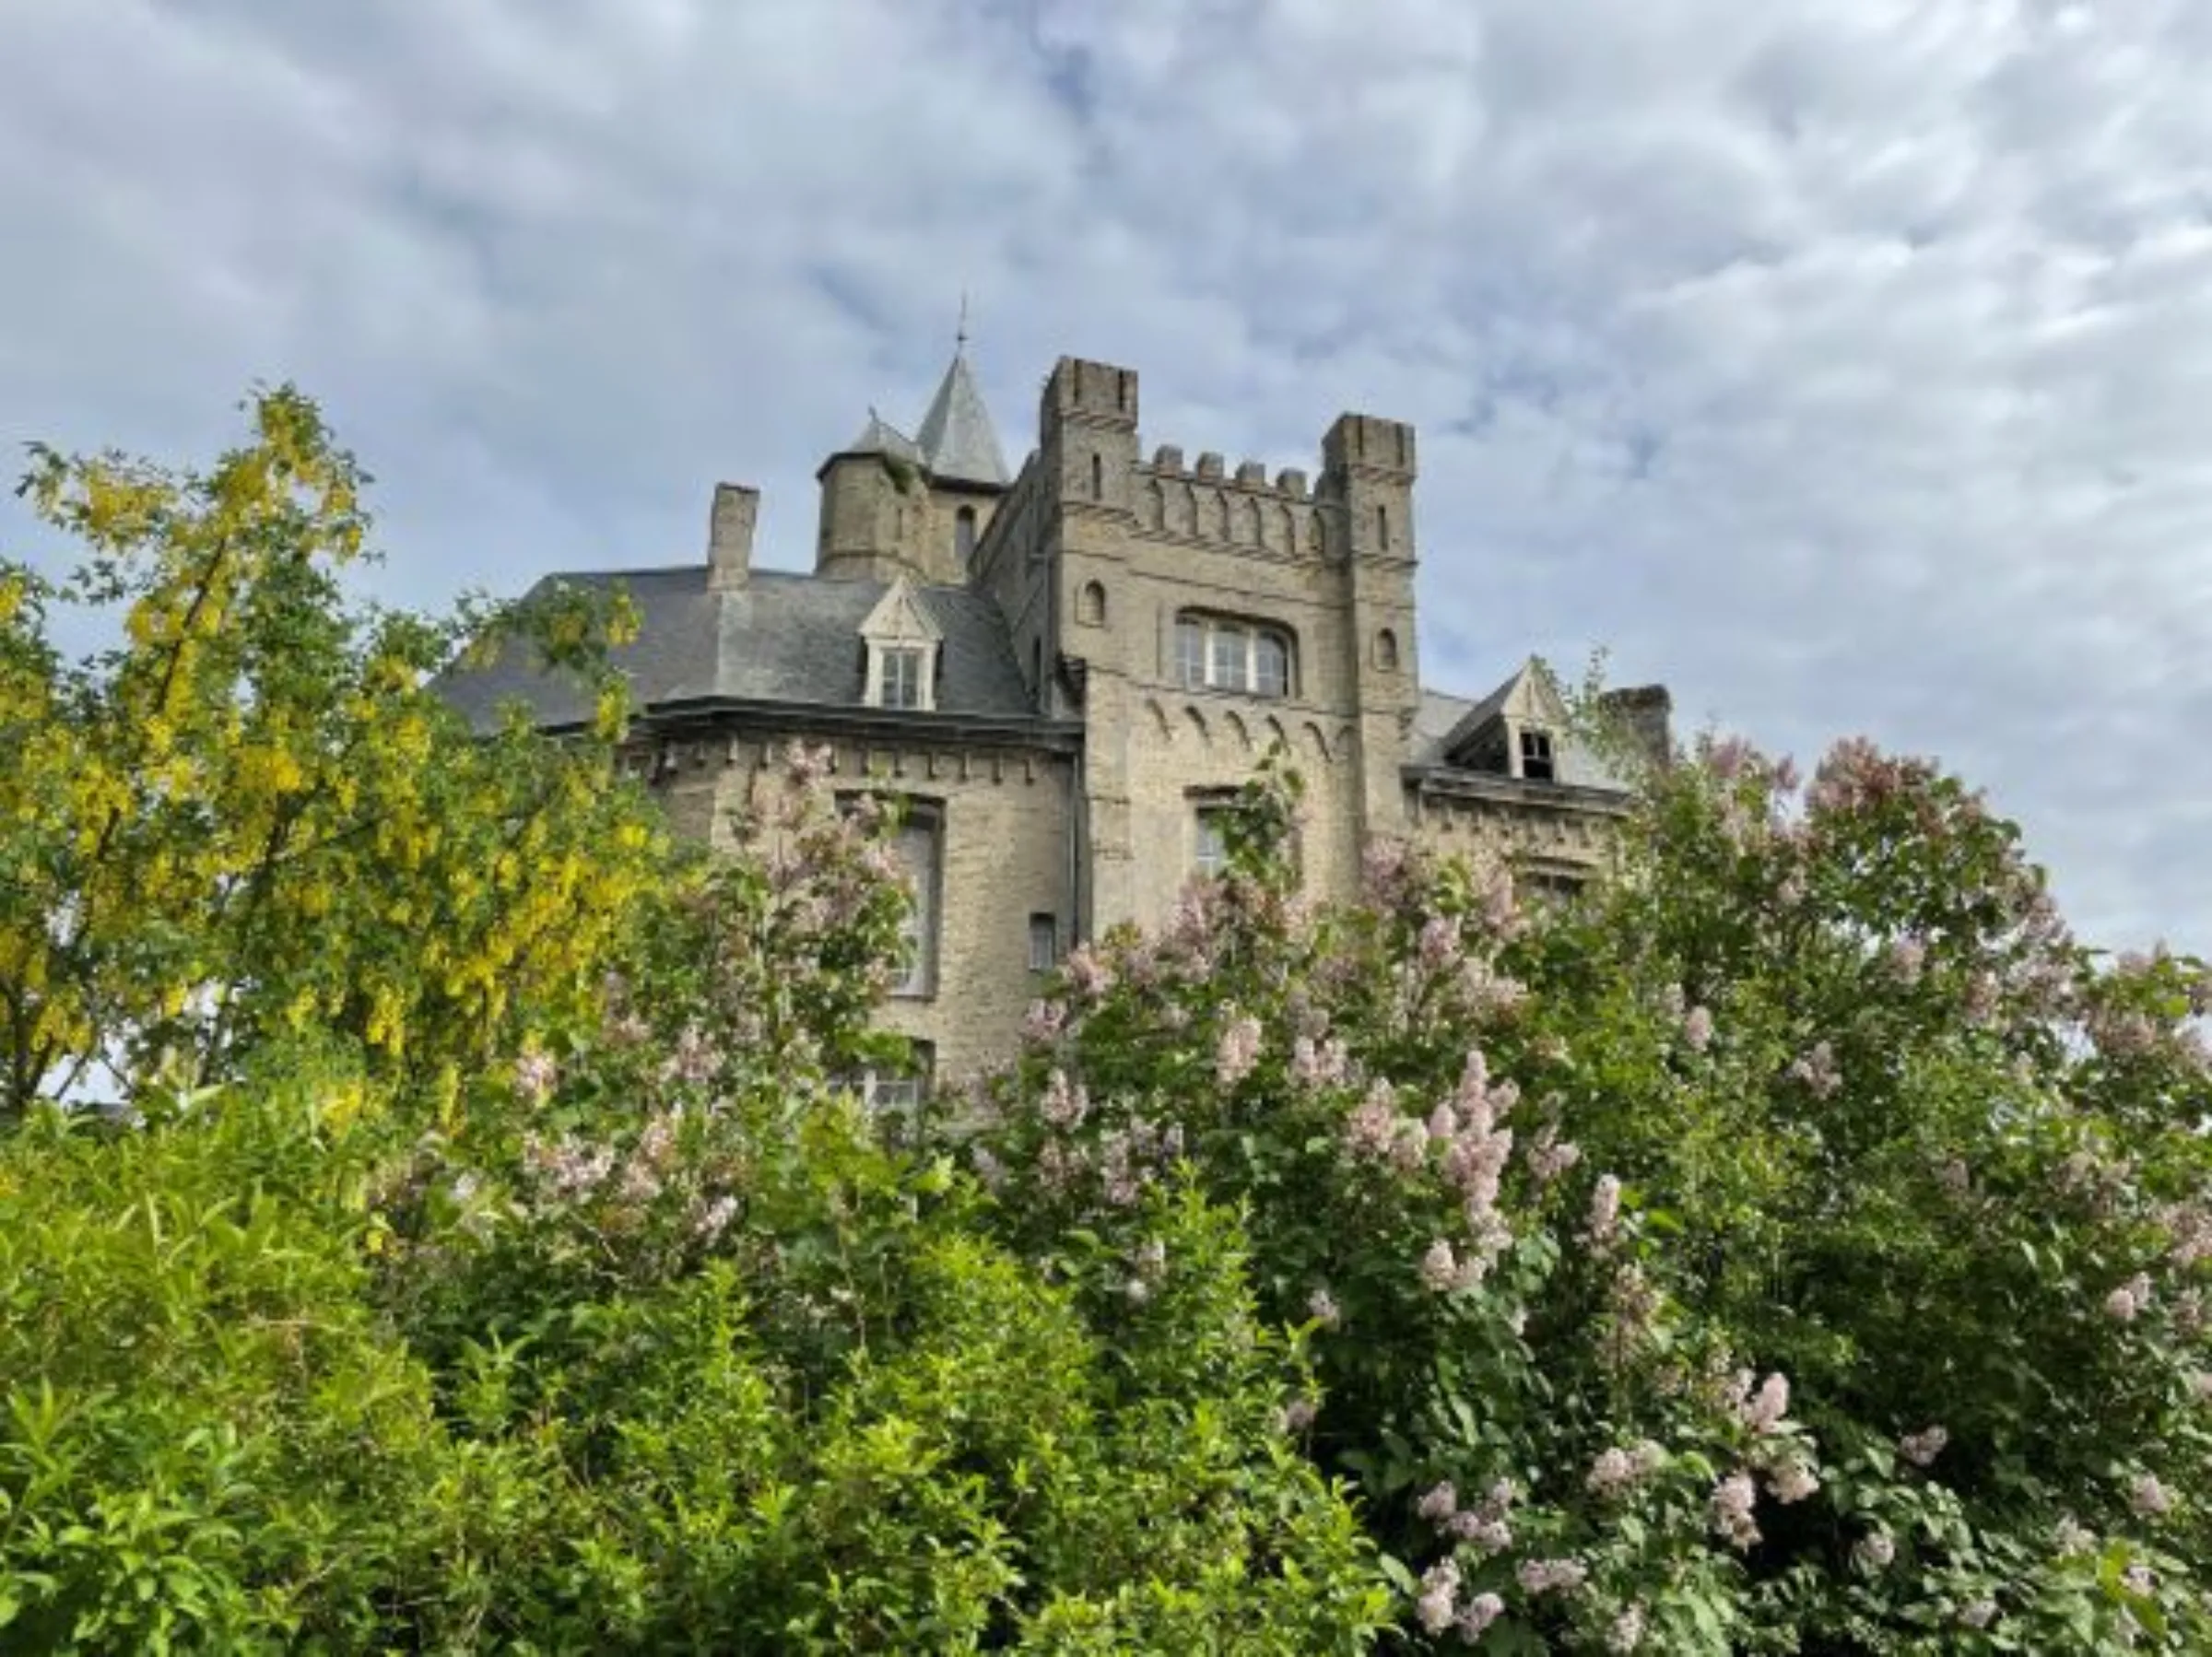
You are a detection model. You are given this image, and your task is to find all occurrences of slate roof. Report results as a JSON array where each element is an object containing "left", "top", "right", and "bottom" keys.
[
  {"left": 435, "top": 566, "right": 1037, "bottom": 733},
  {"left": 1412, "top": 684, "right": 1634, "bottom": 792},
  {"left": 912, "top": 348, "right": 1011, "bottom": 487},
  {"left": 844, "top": 411, "right": 923, "bottom": 464}
]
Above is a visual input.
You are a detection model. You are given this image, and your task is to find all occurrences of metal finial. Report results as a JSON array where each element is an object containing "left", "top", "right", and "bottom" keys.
[{"left": 956, "top": 291, "right": 969, "bottom": 352}]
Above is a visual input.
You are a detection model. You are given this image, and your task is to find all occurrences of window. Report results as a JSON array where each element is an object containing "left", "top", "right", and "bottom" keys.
[
  {"left": 888, "top": 809, "right": 942, "bottom": 996},
  {"left": 837, "top": 1041, "right": 935, "bottom": 1129},
  {"left": 1174, "top": 613, "right": 1295, "bottom": 699},
  {"left": 1253, "top": 631, "right": 1289, "bottom": 699},
  {"left": 1090, "top": 452, "right": 1104, "bottom": 499},
  {"left": 1519, "top": 729, "right": 1556, "bottom": 783},
  {"left": 1375, "top": 628, "right": 1400, "bottom": 672},
  {"left": 1174, "top": 617, "right": 1207, "bottom": 687},
  {"left": 1077, "top": 580, "right": 1107, "bottom": 627},
  {"left": 1029, "top": 912, "right": 1059, "bottom": 971},
  {"left": 879, "top": 646, "right": 925, "bottom": 710},
  {"left": 1194, "top": 807, "right": 1232, "bottom": 877},
  {"left": 1209, "top": 627, "right": 1247, "bottom": 691},
  {"left": 1377, "top": 503, "right": 1391, "bottom": 551},
  {"left": 955, "top": 505, "right": 977, "bottom": 565}
]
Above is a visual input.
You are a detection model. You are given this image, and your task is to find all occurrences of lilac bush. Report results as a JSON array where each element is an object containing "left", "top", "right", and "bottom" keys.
[{"left": 960, "top": 734, "right": 2211, "bottom": 1651}]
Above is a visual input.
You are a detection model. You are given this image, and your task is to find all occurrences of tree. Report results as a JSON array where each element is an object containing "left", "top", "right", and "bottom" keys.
[{"left": 0, "top": 388, "right": 669, "bottom": 1122}]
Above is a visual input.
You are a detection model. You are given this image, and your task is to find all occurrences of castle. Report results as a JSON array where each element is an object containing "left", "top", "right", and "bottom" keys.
[{"left": 441, "top": 346, "right": 1671, "bottom": 1101}]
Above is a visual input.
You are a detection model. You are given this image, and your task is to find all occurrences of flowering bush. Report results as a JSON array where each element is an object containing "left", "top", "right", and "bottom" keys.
[{"left": 960, "top": 738, "right": 2211, "bottom": 1651}]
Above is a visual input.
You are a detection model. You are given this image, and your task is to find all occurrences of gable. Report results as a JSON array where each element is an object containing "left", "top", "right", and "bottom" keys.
[{"left": 858, "top": 578, "right": 944, "bottom": 646}]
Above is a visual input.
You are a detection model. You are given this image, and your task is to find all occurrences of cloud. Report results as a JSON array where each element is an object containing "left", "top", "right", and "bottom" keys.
[{"left": 5, "top": 0, "right": 2208, "bottom": 949}]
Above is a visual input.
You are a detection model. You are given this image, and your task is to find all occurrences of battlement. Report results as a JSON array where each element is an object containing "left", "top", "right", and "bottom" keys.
[
  {"left": 1143, "top": 444, "right": 1313, "bottom": 501},
  {"left": 1323, "top": 413, "right": 1417, "bottom": 480},
  {"left": 1041, "top": 356, "right": 1138, "bottom": 429}
]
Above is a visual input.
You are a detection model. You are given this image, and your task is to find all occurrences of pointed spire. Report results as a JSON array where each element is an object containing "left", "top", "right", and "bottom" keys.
[{"left": 913, "top": 316, "right": 1010, "bottom": 488}]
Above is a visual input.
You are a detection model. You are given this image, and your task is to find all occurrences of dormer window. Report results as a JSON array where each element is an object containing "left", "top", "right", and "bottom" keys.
[
  {"left": 859, "top": 578, "right": 943, "bottom": 711},
  {"left": 1173, "top": 612, "right": 1295, "bottom": 699},
  {"left": 1520, "top": 729, "right": 1555, "bottom": 782}
]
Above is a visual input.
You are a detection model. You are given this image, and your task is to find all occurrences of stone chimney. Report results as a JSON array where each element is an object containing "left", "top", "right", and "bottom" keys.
[
  {"left": 1599, "top": 685, "right": 1675, "bottom": 770},
  {"left": 708, "top": 483, "right": 759, "bottom": 591}
]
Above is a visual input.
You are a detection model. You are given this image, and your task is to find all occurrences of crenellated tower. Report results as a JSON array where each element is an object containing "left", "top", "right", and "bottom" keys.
[{"left": 1319, "top": 412, "right": 1420, "bottom": 840}]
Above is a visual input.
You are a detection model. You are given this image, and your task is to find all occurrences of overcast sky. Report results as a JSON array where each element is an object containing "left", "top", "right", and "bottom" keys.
[{"left": 5, "top": 0, "right": 2208, "bottom": 952}]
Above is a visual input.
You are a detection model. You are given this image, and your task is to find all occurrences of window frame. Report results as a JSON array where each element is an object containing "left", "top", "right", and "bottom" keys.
[
  {"left": 842, "top": 793, "right": 945, "bottom": 1000},
  {"left": 1519, "top": 728, "right": 1556, "bottom": 783},
  {"left": 1029, "top": 911, "right": 1059, "bottom": 972},
  {"left": 1173, "top": 612, "right": 1296, "bottom": 699},
  {"left": 878, "top": 645, "right": 926, "bottom": 711}
]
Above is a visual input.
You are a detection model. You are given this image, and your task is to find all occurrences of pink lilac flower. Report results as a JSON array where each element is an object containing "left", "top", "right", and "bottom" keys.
[
  {"left": 2053, "top": 1516, "right": 2095, "bottom": 1557},
  {"left": 1742, "top": 1372, "right": 1790, "bottom": 1434},
  {"left": 1344, "top": 1081, "right": 1399, "bottom": 1161},
  {"left": 1427, "top": 1100, "right": 1461, "bottom": 1143},
  {"left": 1280, "top": 1397, "right": 1317, "bottom": 1432},
  {"left": 1888, "top": 936, "right": 1927, "bottom": 985},
  {"left": 1040, "top": 1069, "right": 1089, "bottom": 1131},
  {"left": 1308, "top": 1287, "right": 1342, "bottom": 1330},
  {"left": 1417, "top": 1482, "right": 1458, "bottom": 1523},
  {"left": 2133, "top": 1475, "right": 2171, "bottom": 1517},
  {"left": 1216, "top": 1011, "right": 1264, "bottom": 1087},
  {"left": 2105, "top": 1272, "right": 2153, "bottom": 1322},
  {"left": 1959, "top": 1599, "right": 1997, "bottom": 1629},
  {"left": 1900, "top": 1426, "right": 1948, "bottom": 1468},
  {"left": 1133, "top": 1239, "right": 1167, "bottom": 1282},
  {"left": 1525, "top": 1122, "right": 1582, "bottom": 1183},
  {"left": 2188, "top": 1370, "right": 2212, "bottom": 1403},
  {"left": 1768, "top": 1463, "right": 1819, "bottom": 1504},
  {"left": 1291, "top": 1036, "right": 1351, "bottom": 1087},
  {"left": 1517, "top": 1557, "right": 1587, "bottom": 1595},
  {"left": 659, "top": 1024, "right": 718, "bottom": 1087},
  {"left": 1421, "top": 1240, "right": 1464, "bottom": 1292},
  {"left": 1607, "top": 1602, "right": 1648, "bottom": 1652},
  {"left": 1683, "top": 1005, "right": 1713, "bottom": 1052},
  {"left": 1418, "top": 915, "right": 1463, "bottom": 970},
  {"left": 1455, "top": 1593, "right": 1504, "bottom": 1643},
  {"left": 1854, "top": 1530, "right": 1895, "bottom": 1571},
  {"left": 1587, "top": 1447, "right": 1640, "bottom": 1499},
  {"left": 1022, "top": 1000, "right": 1068, "bottom": 1043},
  {"left": 513, "top": 1049, "right": 558, "bottom": 1103},
  {"left": 1788, "top": 1040, "right": 1842, "bottom": 1100},
  {"left": 1415, "top": 1559, "right": 1461, "bottom": 1634},
  {"left": 692, "top": 1193, "right": 738, "bottom": 1242},
  {"left": 2121, "top": 1564, "right": 2155, "bottom": 1597},
  {"left": 1063, "top": 944, "right": 1114, "bottom": 999},
  {"left": 1587, "top": 1174, "right": 1624, "bottom": 1247},
  {"left": 1711, "top": 1472, "right": 1760, "bottom": 1551}
]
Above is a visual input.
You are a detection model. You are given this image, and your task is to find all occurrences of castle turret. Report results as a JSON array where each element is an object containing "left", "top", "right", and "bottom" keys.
[{"left": 816, "top": 346, "right": 1011, "bottom": 585}]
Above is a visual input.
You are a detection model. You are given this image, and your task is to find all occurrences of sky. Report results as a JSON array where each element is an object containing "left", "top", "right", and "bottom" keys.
[{"left": 4, "top": 0, "right": 2209, "bottom": 952}]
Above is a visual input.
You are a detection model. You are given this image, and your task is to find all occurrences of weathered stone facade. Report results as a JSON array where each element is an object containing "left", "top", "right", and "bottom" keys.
[{"left": 441, "top": 347, "right": 1668, "bottom": 1095}]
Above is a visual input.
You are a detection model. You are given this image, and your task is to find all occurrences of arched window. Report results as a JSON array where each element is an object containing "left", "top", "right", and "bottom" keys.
[
  {"left": 955, "top": 505, "right": 978, "bottom": 566},
  {"left": 1173, "top": 612, "right": 1295, "bottom": 699},
  {"left": 1077, "top": 580, "right": 1107, "bottom": 627},
  {"left": 1089, "top": 452, "right": 1104, "bottom": 499},
  {"left": 1375, "top": 628, "right": 1400, "bottom": 672}
]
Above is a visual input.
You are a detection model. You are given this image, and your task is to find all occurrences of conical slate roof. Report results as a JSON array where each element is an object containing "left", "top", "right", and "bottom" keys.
[
  {"left": 913, "top": 348, "right": 1011, "bottom": 488},
  {"left": 844, "top": 409, "right": 922, "bottom": 463}
]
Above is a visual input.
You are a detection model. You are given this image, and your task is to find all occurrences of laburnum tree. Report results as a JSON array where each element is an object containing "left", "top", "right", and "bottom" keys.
[
  {"left": 0, "top": 387, "right": 669, "bottom": 1121},
  {"left": 965, "top": 727, "right": 2212, "bottom": 1652}
]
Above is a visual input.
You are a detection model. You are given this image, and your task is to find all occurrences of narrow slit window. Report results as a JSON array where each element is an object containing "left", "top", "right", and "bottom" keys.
[{"left": 1029, "top": 912, "right": 1059, "bottom": 971}]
